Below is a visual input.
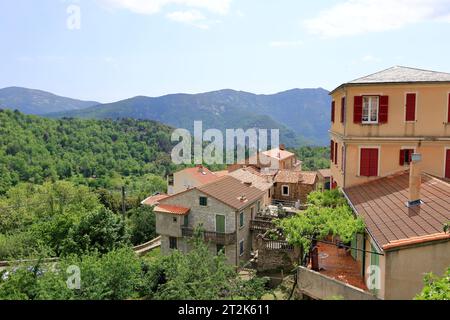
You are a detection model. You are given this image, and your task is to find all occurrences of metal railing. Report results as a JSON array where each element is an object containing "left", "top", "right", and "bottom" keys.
[
  {"left": 181, "top": 227, "right": 236, "bottom": 245},
  {"left": 250, "top": 219, "right": 276, "bottom": 232}
]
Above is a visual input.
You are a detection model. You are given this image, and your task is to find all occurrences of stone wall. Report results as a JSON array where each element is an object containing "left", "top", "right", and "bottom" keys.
[{"left": 254, "top": 234, "right": 301, "bottom": 273}]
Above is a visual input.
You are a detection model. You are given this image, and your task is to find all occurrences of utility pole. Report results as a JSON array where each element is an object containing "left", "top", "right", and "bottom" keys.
[{"left": 121, "top": 186, "right": 126, "bottom": 217}]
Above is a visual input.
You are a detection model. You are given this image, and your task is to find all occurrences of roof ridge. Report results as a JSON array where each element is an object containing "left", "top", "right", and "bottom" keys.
[
  {"left": 393, "top": 65, "right": 450, "bottom": 75},
  {"left": 348, "top": 66, "right": 398, "bottom": 83}
]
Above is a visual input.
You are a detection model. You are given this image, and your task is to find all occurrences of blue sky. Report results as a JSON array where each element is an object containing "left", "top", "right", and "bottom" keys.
[{"left": 1, "top": 0, "right": 450, "bottom": 102}]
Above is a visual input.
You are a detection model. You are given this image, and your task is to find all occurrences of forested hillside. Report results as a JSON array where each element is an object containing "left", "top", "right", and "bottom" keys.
[{"left": 0, "top": 109, "right": 177, "bottom": 195}]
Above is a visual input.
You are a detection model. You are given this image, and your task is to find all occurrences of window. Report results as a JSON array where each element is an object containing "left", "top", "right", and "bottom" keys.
[
  {"left": 184, "top": 215, "right": 189, "bottom": 227},
  {"left": 173, "top": 217, "right": 178, "bottom": 223},
  {"left": 169, "top": 237, "right": 178, "bottom": 250},
  {"left": 405, "top": 93, "right": 416, "bottom": 122},
  {"left": 360, "top": 148, "right": 379, "bottom": 177},
  {"left": 257, "top": 201, "right": 261, "bottom": 212},
  {"left": 216, "top": 215, "right": 225, "bottom": 233},
  {"left": 331, "top": 101, "right": 336, "bottom": 123},
  {"left": 341, "top": 97, "right": 346, "bottom": 123},
  {"left": 334, "top": 142, "right": 338, "bottom": 165},
  {"left": 199, "top": 196, "right": 208, "bottom": 207},
  {"left": 268, "top": 189, "right": 271, "bottom": 198},
  {"left": 362, "top": 96, "right": 379, "bottom": 123},
  {"left": 282, "top": 185, "right": 290, "bottom": 196},
  {"left": 400, "top": 149, "right": 414, "bottom": 166},
  {"left": 239, "top": 211, "right": 244, "bottom": 228},
  {"left": 341, "top": 146, "right": 345, "bottom": 171},
  {"left": 446, "top": 149, "right": 450, "bottom": 179},
  {"left": 330, "top": 140, "right": 335, "bottom": 161},
  {"left": 239, "top": 240, "right": 245, "bottom": 257},
  {"left": 217, "top": 245, "right": 225, "bottom": 255}
]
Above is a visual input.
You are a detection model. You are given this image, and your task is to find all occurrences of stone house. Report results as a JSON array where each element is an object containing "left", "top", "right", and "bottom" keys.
[
  {"left": 150, "top": 176, "right": 266, "bottom": 266},
  {"left": 273, "top": 170, "right": 318, "bottom": 205}
]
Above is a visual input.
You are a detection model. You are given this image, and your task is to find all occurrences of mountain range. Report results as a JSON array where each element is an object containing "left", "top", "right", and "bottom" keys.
[{"left": 0, "top": 87, "right": 331, "bottom": 146}]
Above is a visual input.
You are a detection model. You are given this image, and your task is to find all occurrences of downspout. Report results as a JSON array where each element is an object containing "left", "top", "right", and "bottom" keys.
[
  {"left": 235, "top": 210, "right": 239, "bottom": 267},
  {"left": 343, "top": 87, "right": 348, "bottom": 188},
  {"left": 362, "top": 232, "right": 366, "bottom": 278}
]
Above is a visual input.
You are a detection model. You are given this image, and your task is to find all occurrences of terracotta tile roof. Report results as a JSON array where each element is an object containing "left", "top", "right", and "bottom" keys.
[
  {"left": 213, "top": 170, "right": 229, "bottom": 177},
  {"left": 275, "top": 170, "right": 317, "bottom": 185},
  {"left": 180, "top": 166, "right": 222, "bottom": 185},
  {"left": 154, "top": 204, "right": 190, "bottom": 216},
  {"left": 318, "top": 169, "right": 332, "bottom": 179},
  {"left": 344, "top": 171, "right": 450, "bottom": 250},
  {"left": 348, "top": 66, "right": 450, "bottom": 84},
  {"left": 141, "top": 194, "right": 169, "bottom": 206},
  {"left": 229, "top": 168, "right": 273, "bottom": 191},
  {"left": 197, "top": 176, "right": 266, "bottom": 210}
]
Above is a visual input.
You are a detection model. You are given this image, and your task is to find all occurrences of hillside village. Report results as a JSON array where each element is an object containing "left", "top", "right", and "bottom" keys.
[{"left": 141, "top": 66, "right": 450, "bottom": 301}]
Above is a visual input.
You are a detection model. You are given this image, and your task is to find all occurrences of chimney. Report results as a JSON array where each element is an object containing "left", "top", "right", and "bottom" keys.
[
  {"left": 407, "top": 153, "right": 423, "bottom": 207},
  {"left": 279, "top": 144, "right": 286, "bottom": 151}
]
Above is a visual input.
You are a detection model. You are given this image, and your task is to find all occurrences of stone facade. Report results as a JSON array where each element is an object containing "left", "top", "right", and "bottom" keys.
[{"left": 273, "top": 180, "right": 317, "bottom": 204}]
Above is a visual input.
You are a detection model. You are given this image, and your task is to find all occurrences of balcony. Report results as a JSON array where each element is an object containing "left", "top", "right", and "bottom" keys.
[{"left": 181, "top": 227, "right": 236, "bottom": 245}]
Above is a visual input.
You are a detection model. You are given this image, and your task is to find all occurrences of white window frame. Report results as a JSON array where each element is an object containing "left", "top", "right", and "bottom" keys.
[
  {"left": 357, "top": 146, "right": 381, "bottom": 177},
  {"left": 239, "top": 240, "right": 245, "bottom": 257},
  {"left": 404, "top": 92, "right": 418, "bottom": 123},
  {"left": 282, "top": 185, "right": 290, "bottom": 196},
  {"left": 362, "top": 96, "right": 380, "bottom": 124}
]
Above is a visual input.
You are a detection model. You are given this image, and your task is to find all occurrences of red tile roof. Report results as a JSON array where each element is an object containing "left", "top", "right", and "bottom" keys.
[
  {"left": 154, "top": 204, "right": 190, "bottom": 216},
  {"left": 141, "top": 194, "right": 169, "bottom": 206},
  {"left": 262, "top": 148, "right": 296, "bottom": 160},
  {"left": 197, "top": 176, "right": 266, "bottom": 210},
  {"left": 344, "top": 171, "right": 450, "bottom": 250},
  {"left": 181, "top": 166, "right": 222, "bottom": 185},
  {"left": 318, "top": 169, "right": 332, "bottom": 179},
  {"left": 274, "top": 170, "right": 317, "bottom": 185}
]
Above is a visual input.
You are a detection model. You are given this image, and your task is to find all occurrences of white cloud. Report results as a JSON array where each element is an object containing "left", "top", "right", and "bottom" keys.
[
  {"left": 305, "top": 0, "right": 450, "bottom": 37},
  {"left": 361, "top": 55, "right": 381, "bottom": 63},
  {"left": 100, "top": 0, "right": 232, "bottom": 15},
  {"left": 166, "top": 10, "right": 209, "bottom": 28},
  {"left": 269, "top": 40, "right": 303, "bottom": 48}
]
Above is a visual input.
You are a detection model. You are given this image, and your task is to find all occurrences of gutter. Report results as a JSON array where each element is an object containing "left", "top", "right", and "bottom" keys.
[{"left": 329, "top": 131, "right": 450, "bottom": 142}]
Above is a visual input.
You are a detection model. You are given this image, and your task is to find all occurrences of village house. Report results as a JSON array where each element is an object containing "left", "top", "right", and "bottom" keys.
[
  {"left": 301, "top": 66, "right": 450, "bottom": 300},
  {"left": 272, "top": 170, "right": 318, "bottom": 206},
  {"left": 167, "top": 165, "right": 221, "bottom": 195},
  {"left": 149, "top": 176, "right": 266, "bottom": 266},
  {"left": 317, "top": 169, "right": 332, "bottom": 191}
]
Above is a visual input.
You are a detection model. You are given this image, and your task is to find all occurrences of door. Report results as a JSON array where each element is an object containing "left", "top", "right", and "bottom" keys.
[
  {"left": 216, "top": 215, "right": 225, "bottom": 234},
  {"left": 446, "top": 150, "right": 450, "bottom": 179}
]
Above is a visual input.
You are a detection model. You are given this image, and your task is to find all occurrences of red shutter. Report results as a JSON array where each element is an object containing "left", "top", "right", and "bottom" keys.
[
  {"left": 369, "top": 149, "right": 379, "bottom": 177},
  {"left": 334, "top": 142, "right": 338, "bottom": 164},
  {"left": 360, "top": 148, "right": 379, "bottom": 177},
  {"left": 379, "top": 96, "right": 389, "bottom": 123},
  {"left": 399, "top": 150, "right": 406, "bottom": 166},
  {"left": 448, "top": 93, "right": 450, "bottom": 123},
  {"left": 354, "top": 96, "right": 363, "bottom": 124},
  {"left": 406, "top": 93, "right": 416, "bottom": 121},
  {"left": 330, "top": 141, "right": 334, "bottom": 161},
  {"left": 331, "top": 101, "right": 336, "bottom": 123},
  {"left": 446, "top": 150, "right": 450, "bottom": 179},
  {"left": 360, "top": 149, "right": 371, "bottom": 177},
  {"left": 341, "top": 97, "right": 346, "bottom": 123}
]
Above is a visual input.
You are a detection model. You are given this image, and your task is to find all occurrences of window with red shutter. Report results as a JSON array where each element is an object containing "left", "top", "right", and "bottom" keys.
[
  {"left": 399, "top": 150, "right": 406, "bottom": 166},
  {"left": 330, "top": 141, "right": 334, "bottom": 161},
  {"left": 331, "top": 101, "right": 336, "bottom": 123},
  {"left": 354, "top": 96, "right": 363, "bottom": 124},
  {"left": 400, "top": 149, "right": 414, "bottom": 166},
  {"left": 446, "top": 150, "right": 450, "bottom": 179},
  {"left": 360, "top": 148, "right": 379, "bottom": 177},
  {"left": 447, "top": 93, "right": 450, "bottom": 123},
  {"left": 406, "top": 93, "right": 416, "bottom": 122},
  {"left": 341, "top": 97, "right": 346, "bottom": 123},
  {"left": 334, "top": 142, "right": 338, "bottom": 165},
  {"left": 379, "top": 96, "right": 389, "bottom": 123}
]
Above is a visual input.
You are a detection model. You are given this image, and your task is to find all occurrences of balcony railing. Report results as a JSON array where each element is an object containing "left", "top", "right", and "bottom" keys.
[
  {"left": 181, "top": 227, "right": 236, "bottom": 245},
  {"left": 250, "top": 219, "right": 276, "bottom": 232}
]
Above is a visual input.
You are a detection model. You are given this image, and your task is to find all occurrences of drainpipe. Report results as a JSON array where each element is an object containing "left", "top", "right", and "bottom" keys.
[
  {"left": 362, "top": 232, "right": 366, "bottom": 279},
  {"left": 235, "top": 210, "right": 239, "bottom": 267}
]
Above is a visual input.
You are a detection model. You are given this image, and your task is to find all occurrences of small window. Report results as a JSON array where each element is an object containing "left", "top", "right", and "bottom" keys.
[
  {"left": 257, "top": 201, "right": 261, "bottom": 212},
  {"left": 362, "top": 96, "right": 379, "bottom": 124},
  {"left": 173, "top": 217, "right": 178, "bottom": 223},
  {"left": 169, "top": 237, "right": 178, "bottom": 250},
  {"left": 184, "top": 215, "right": 189, "bottom": 227},
  {"left": 199, "top": 196, "right": 208, "bottom": 207},
  {"left": 268, "top": 189, "right": 271, "bottom": 198},
  {"left": 282, "top": 185, "right": 290, "bottom": 196},
  {"left": 239, "top": 240, "right": 245, "bottom": 256},
  {"left": 216, "top": 245, "right": 225, "bottom": 255},
  {"left": 239, "top": 211, "right": 244, "bottom": 228}
]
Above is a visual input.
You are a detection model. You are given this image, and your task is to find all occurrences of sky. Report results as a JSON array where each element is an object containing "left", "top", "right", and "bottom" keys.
[{"left": 1, "top": 0, "right": 450, "bottom": 103}]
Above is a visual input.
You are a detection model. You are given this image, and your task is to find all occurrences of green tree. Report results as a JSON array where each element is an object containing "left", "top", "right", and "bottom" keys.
[
  {"left": 128, "top": 206, "right": 156, "bottom": 245},
  {"left": 62, "top": 208, "right": 130, "bottom": 256},
  {"left": 415, "top": 268, "right": 450, "bottom": 300}
]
